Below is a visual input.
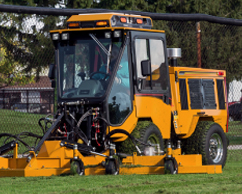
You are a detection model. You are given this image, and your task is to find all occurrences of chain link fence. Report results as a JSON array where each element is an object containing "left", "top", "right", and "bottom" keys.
[{"left": 0, "top": 7, "right": 241, "bottom": 155}]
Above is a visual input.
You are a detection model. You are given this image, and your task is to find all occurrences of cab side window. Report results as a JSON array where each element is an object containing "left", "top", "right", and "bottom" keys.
[{"left": 135, "top": 38, "right": 168, "bottom": 91}]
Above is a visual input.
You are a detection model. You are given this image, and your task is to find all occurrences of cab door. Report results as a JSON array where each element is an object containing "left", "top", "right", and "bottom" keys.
[{"left": 131, "top": 31, "right": 172, "bottom": 139}]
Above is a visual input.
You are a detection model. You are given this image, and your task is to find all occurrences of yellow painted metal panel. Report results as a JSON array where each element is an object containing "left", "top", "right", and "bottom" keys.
[
  {"left": 178, "top": 165, "right": 222, "bottom": 174},
  {"left": 122, "top": 154, "right": 165, "bottom": 166},
  {"left": 109, "top": 104, "right": 138, "bottom": 142},
  {"left": 9, "top": 158, "right": 28, "bottom": 169},
  {"left": 169, "top": 66, "right": 228, "bottom": 137},
  {"left": 68, "top": 13, "right": 151, "bottom": 22},
  {"left": 120, "top": 166, "right": 165, "bottom": 175},
  {"left": 0, "top": 157, "right": 8, "bottom": 168},
  {"left": 50, "top": 27, "right": 164, "bottom": 34},
  {"left": 85, "top": 167, "right": 106, "bottom": 175},
  {"left": 134, "top": 95, "right": 171, "bottom": 139},
  {"left": 37, "top": 141, "right": 65, "bottom": 157},
  {"left": 174, "top": 155, "right": 202, "bottom": 166},
  {"left": 80, "top": 155, "right": 108, "bottom": 166}
]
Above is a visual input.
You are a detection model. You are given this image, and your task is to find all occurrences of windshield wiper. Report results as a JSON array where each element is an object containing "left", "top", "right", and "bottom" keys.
[
  {"left": 89, "top": 33, "right": 111, "bottom": 73},
  {"left": 89, "top": 33, "right": 109, "bottom": 55}
]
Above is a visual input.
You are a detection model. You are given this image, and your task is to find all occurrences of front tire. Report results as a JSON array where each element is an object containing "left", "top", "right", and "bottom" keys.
[{"left": 139, "top": 123, "right": 164, "bottom": 154}]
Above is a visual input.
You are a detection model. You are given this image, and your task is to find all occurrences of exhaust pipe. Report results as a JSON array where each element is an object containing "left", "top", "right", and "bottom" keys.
[{"left": 167, "top": 48, "right": 181, "bottom": 67}]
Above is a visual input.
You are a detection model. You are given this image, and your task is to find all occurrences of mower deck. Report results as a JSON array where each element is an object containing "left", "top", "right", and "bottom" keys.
[{"left": 0, "top": 140, "right": 222, "bottom": 177}]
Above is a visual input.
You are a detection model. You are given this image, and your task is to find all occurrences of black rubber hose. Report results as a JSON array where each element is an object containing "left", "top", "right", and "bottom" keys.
[
  {"left": 73, "top": 126, "right": 89, "bottom": 145},
  {"left": 1, "top": 4, "right": 242, "bottom": 25},
  {"left": 17, "top": 132, "right": 43, "bottom": 139},
  {"left": 77, "top": 109, "right": 92, "bottom": 127},
  {"left": 38, "top": 118, "right": 46, "bottom": 134},
  {"left": 93, "top": 116, "right": 111, "bottom": 138},
  {"left": 0, "top": 133, "right": 31, "bottom": 149},
  {"left": 34, "top": 112, "right": 64, "bottom": 152}
]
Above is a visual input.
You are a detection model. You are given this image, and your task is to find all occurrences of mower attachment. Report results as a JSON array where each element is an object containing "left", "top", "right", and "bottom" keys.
[{"left": 0, "top": 140, "right": 222, "bottom": 177}]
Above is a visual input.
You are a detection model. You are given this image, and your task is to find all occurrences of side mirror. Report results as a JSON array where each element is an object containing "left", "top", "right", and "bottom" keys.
[
  {"left": 141, "top": 60, "right": 151, "bottom": 76},
  {"left": 48, "top": 64, "right": 55, "bottom": 80}
]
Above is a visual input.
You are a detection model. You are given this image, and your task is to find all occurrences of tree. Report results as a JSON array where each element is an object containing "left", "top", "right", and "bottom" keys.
[{"left": 0, "top": 0, "right": 64, "bottom": 88}]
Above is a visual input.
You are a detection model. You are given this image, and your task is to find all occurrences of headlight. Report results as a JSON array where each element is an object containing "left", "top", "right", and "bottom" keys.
[
  {"left": 52, "top": 33, "right": 59, "bottom": 40},
  {"left": 105, "top": 32, "right": 111, "bottom": 39},
  {"left": 114, "top": 30, "right": 121, "bottom": 38},
  {"left": 62, "top": 33, "right": 69, "bottom": 40}
]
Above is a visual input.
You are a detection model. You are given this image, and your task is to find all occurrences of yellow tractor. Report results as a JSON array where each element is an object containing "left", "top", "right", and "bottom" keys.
[{"left": 0, "top": 13, "right": 228, "bottom": 176}]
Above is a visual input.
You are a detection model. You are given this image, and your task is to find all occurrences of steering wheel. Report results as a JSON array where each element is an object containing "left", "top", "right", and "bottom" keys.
[{"left": 90, "top": 71, "right": 110, "bottom": 80}]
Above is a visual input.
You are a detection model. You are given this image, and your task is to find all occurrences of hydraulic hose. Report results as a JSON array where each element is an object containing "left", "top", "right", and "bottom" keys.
[
  {"left": 0, "top": 133, "right": 31, "bottom": 149},
  {"left": 77, "top": 109, "right": 92, "bottom": 128},
  {"left": 34, "top": 112, "right": 64, "bottom": 152}
]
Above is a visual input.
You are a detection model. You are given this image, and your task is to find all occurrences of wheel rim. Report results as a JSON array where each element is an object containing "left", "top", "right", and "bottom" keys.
[
  {"left": 148, "top": 134, "right": 160, "bottom": 144},
  {"left": 209, "top": 133, "right": 223, "bottom": 163},
  {"left": 147, "top": 134, "right": 160, "bottom": 153}
]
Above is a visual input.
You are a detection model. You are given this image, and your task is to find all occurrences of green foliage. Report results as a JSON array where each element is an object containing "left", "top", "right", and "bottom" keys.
[
  {"left": 66, "top": 0, "right": 93, "bottom": 8},
  {"left": 0, "top": 1, "right": 65, "bottom": 87},
  {"left": 200, "top": 22, "right": 242, "bottom": 82}
]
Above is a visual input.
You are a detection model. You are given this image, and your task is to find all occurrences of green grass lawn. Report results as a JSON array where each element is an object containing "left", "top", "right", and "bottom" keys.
[
  {"left": 0, "top": 109, "right": 45, "bottom": 133},
  {"left": 0, "top": 151, "right": 240, "bottom": 194},
  {"left": 0, "top": 109, "right": 46, "bottom": 153}
]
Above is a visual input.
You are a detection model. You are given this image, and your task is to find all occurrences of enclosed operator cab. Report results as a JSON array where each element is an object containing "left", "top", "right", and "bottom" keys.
[{"left": 50, "top": 13, "right": 172, "bottom": 146}]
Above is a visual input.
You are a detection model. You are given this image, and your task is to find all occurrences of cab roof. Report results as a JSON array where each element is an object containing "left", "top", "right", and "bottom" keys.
[
  {"left": 67, "top": 13, "right": 153, "bottom": 29},
  {"left": 50, "top": 13, "right": 165, "bottom": 34}
]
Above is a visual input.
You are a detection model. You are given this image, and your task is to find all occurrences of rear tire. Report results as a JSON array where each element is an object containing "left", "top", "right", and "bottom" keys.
[
  {"left": 204, "top": 124, "right": 227, "bottom": 167},
  {"left": 183, "top": 121, "right": 227, "bottom": 168}
]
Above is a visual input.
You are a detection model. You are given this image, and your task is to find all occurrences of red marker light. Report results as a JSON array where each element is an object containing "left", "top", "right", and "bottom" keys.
[
  {"left": 120, "top": 17, "right": 127, "bottom": 23},
  {"left": 136, "top": 18, "right": 143, "bottom": 24},
  {"left": 218, "top": 72, "right": 224, "bottom": 76}
]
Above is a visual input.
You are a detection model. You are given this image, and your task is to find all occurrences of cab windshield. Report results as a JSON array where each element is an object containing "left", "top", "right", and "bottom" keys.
[{"left": 58, "top": 31, "right": 122, "bottom": 98}]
